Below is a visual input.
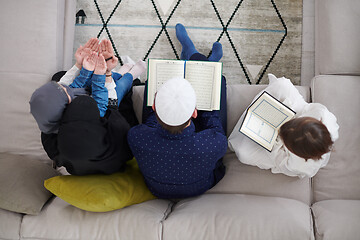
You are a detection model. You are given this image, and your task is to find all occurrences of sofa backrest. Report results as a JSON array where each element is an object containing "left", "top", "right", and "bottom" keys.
[
  {"left": 0, "top": 1, "right": 75, "bottom": 158},
  {"left": 133, "top": 84, "right": 311, "bottom": 137},
  {"left": 311, "top": 76, "right": 360, "bottom": 202},
  {"left": 312, "top": 0, "right": 360, "bottom": 202},
  {"left": 315, "top": 0, "right": 360, "bottom": 75}
]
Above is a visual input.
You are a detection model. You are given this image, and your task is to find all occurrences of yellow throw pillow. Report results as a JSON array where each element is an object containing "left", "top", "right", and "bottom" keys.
[{"left": 44, "top": 158, "right": 156, "bottom": 212}]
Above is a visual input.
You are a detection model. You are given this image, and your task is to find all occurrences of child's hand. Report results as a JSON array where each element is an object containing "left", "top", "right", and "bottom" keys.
[
  {"left": 99, "top": 39, "right": 117, "bottom": 72},
  {"left": 94, "top": 54, "right": 107, "bottom": 75},
  {"left": 75, "top": 38, "right": 99, "bottom": 69},
  {"left": 75, "top": 46, "right": 88, "bottom": 68},
  {"left": 106, "top": 56, "right": 118, "bottom": 74},
  {"left": 99, "top": 39, "right": 113, "bottom": 59},
  {"left": 84, "top": 38, "right": 99, "bottom": 52},
  {"left": 83, "top": 51, "right": 97, "bottom": 71}
]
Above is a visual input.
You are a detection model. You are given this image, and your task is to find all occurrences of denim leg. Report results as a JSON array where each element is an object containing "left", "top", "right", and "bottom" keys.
[{"left": 115, "top": 73, "right": 133, "bottom": 106}]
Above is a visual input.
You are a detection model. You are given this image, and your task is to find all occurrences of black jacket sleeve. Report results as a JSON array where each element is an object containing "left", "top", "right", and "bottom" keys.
[{"left": 41, "top": 132, "right": 59, "bottom": 160}]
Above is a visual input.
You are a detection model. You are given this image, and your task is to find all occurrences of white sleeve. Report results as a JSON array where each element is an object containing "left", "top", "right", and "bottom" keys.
[
  {"left": 58, "top": 65, "right": 80, "bottom": 86},
  {"left": 270, "top": 141, "right": 302, "bottom": 177},
  {"left": 241, "top": 74, "right": 308, "bottom": 114},
  {"left": 265, "top": 74, "right": 308, "bottom": 113},
  {"left": 228, "top": 112, "right": 274, "bottom": 170},
  {"left": 273, "top": 150, "right": 327, "bottom": 178},
  {"left": 105, "top": 79, "right": 117, "bottom": 99},
  {"left": 227, "top": 73, "right": 315, "bottom": 177}
]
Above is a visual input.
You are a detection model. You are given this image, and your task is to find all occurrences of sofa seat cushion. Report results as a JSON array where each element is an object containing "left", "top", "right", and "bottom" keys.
[
  {"left": 0, "top": 208, "right": 22, "bottom": 240},
  {"left": 0, "top": 153, "right": 59, "bottom": 215},
  {"left": 21, "top": 197, "right": 173, "bottom": 240},
  {"left": 207, "top": 152, "right": 311, "bottom": 205},
  {"left": 311, "top": 76, "right": 360, "bottom": 201},
  {"left": 163, "top": 194, "right": 314, "bottom": 240},
  {"left": 312, "top": 200, "right": 360, "bottom": 240}
]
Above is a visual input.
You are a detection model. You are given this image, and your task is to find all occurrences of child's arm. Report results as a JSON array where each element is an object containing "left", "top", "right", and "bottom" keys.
[
  {"left": 69, "top": 67, "right": 93, "bottom": 89},
  {"left": 114, "top": 73, "right": 133, "bottom": 106},
  {"left": 98, "top": 40, "right": 120, "bottom": 105},
  {"left": 59, "top": 38, "right": 99, "bottom": 86},
  {"left": 58, "top": 65, "right": 80, "bottom": 86},
  {"left": 91, "top": 74, "right": 108, "bottom": 117},
  {"left": 91, "top": 54, "right": 109, "bottom": 117},
  {"left": 69, "top": 51, "right": 99, "bottom": 89}
]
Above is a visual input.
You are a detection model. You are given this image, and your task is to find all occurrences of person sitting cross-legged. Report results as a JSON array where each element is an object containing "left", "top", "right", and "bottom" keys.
[{"left": 127, "top": 23, "right": 228, "bottom": 199}]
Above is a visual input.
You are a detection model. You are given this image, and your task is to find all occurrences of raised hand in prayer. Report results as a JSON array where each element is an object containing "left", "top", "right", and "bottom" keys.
[
  {"left": 75, "top": 38, "right": 99, "bottom": 69},
  {"left": 94, "top": 54, "right": 107, "bottom": 75},
  {"left": 99, "top": 39, "right": 118, "bottom": 73}
]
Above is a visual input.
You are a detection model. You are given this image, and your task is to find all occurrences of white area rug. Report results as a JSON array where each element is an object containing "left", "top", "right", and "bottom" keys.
[{"left": 74, "top": 0, "right": 303, "bottom": 85}]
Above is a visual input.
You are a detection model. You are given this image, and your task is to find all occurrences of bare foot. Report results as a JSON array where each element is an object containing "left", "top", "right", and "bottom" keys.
[
  {"left": 94, "top": 54, "right": 107, "bottom": 75},
  {"left": 83, "top": 51, "right": 97, "bottom": 71}
]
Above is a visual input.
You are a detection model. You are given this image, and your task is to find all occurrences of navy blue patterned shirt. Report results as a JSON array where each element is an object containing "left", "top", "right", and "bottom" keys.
[{"left": 127, "top": 108, "right": 227, "bottom": 199}]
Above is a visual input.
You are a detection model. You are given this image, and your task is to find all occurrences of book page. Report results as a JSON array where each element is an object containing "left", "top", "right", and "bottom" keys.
[
  {"left": 240, "top": 91, "right": 295, "bottom": 151},
  {"left": 185, "top": 63, "right": 215, "bottom": 110},
  {"left": 252, "top": 99, "right": 290, "bottom": 128},
  {"left": 155, "top": 63, "right": 184, "bottom": 89},
  {"left": 243, "top": 113, "right": 276, "bottom": 145},
  {"left": 249, "top": 92, "right": 295, "bottom": 128},
  {"left": 185, "top": 61, "right": 222, "bottom": 110},
  {"left": 147, "top": 59, "right": 184, "bottom": 106}
]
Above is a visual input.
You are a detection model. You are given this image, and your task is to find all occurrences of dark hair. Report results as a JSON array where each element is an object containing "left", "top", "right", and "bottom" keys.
[
  {"left": 279, "top": 117, "right": 333, "bottom": 160},
  {"left": 155, "top": 111, "right": 191, "bottom": 134},
  {"left": 51, "top": 71, "right": 67, "bottom": 82}
]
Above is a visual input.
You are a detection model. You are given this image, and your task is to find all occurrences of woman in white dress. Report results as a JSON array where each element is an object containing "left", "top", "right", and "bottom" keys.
[{"left": 228, "top": 74, "right": 339, "bottom": 178}]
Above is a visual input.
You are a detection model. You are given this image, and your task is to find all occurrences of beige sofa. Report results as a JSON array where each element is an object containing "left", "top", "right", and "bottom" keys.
[{"left": 0, "top": 0, "right": 359, "bottom": 239}]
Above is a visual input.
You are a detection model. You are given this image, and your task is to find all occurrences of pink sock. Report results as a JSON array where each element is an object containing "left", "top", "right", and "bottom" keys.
[
  {"left": 118, "top": 63, "right": 134, "bottom": 75},
  {"left": 128, "top": 60, "right": 147, "bottom": 79}
]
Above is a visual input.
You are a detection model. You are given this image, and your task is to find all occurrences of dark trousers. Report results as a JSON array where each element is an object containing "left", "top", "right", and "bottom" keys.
[{"left": 41, "top": 88, "right": 138, "bottom": 170}]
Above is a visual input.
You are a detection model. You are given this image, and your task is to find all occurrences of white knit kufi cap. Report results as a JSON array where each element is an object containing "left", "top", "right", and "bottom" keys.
[{"left": 155, "top": 77, "right": 196, "bottom": 126}]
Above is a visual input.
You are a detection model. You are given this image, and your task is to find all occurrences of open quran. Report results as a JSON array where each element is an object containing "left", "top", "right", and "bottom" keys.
[
  {"left": 239, "top": 91, "right": 296, "bottom": 151},
  {"left": 147, "top": 59, "right": 223, "bottom": 111}
]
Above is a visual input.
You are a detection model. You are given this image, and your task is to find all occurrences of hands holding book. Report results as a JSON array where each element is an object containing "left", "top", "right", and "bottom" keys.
[{"left": 147, "top": 23, "right": 224, "bottom": 112}]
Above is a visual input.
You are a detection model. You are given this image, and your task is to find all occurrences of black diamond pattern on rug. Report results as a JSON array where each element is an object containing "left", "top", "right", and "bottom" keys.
[{"left": 75, "top": 0, "right": 301, "bottom": 85}]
